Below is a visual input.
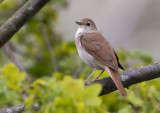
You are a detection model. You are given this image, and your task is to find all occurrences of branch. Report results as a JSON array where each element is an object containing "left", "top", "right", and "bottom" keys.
[
  {"left": 0, "top": 0, "right": 49, "bottom": 48},
  {"left": 89, "top": 63, "right": 160, "bottom": 96},
  {"left": 0, "top": 0, "right": 4, "bottom": 4},
  {"left": 0, "top": 104, "right": 25, "bottom": 113}
]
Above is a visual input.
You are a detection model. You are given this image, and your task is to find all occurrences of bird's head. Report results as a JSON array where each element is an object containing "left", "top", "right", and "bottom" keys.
[{"left": 76, "top": 18, "right": 97, "bottom": 31}]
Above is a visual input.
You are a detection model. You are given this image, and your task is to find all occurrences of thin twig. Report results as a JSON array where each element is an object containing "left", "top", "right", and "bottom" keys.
[
  {"left": 4, "top": 43, "right": 25, "bottom": 72},
  {"left": 4, "top": 43, "right": 30, "bottom": 81},
  {"left": 73, "top": 62, "right": 85, "bottom": 78},
  {"left": 39, "top": 25, "right": 59, "bottom": 72}
]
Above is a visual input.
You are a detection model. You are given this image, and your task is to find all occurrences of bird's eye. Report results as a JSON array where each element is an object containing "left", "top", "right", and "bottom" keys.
[{"left": 87, "top": 22, "right": 91, "bottom": 26}]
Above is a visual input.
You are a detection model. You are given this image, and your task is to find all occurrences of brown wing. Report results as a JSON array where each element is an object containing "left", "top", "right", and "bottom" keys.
[{"left": 80, "top": 32, "right": 118, "bottom": 71}]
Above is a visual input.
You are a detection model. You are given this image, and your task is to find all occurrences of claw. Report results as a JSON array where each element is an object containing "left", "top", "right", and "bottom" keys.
[{"left": 84, "top": 80, "right": 88, "bottom": 86}]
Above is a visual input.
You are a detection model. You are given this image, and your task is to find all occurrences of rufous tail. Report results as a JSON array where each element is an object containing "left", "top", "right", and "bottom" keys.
[{"left": 105, "top": 67, "right": 127, "bottom": 96}]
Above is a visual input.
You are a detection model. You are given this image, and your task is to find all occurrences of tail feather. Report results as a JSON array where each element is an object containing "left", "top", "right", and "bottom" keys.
[{"left": 105, "top": 67, "right": 126, "bottom": 96}]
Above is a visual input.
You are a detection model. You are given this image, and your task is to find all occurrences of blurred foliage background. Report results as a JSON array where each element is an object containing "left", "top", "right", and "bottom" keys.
[{"left": 0, "top": 0, "right": 160, "bottom": 113}]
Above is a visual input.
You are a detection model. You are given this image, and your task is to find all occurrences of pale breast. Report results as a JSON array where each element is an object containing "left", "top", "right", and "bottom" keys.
[
  {"left": 75, "top": 30, "right": 103, "bottom": 69},
  {"left": 77, "top": 41, "right": 95, "bottom": 68}
]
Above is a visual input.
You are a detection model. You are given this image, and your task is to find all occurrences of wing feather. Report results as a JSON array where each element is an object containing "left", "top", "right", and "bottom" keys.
[{"left": 80, "top": 33, "right": 118, "bottom": 71}]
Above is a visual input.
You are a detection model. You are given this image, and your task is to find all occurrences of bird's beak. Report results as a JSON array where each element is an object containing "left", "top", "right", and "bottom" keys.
[{"left": 76, "top": 21, "right": 83, "bottom": 25}]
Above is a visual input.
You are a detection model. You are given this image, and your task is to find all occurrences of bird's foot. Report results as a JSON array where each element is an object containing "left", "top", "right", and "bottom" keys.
[
  {"left": 85, "top": 78, "right": 100, "bottom": 86},
  {"left": 84, "top": 80, "right": 89, "bottom": 86},
  {"left": 90, "top": 78, "right": 100, "bottom": 83}
]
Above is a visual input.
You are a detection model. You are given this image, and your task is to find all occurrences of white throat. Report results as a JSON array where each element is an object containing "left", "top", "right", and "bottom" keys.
[
  {"left": 75, "top": 28, "right": 85, "bottom": 38},
  {"left": 75, "top": 27, "right": 97, "bottom": 38}
]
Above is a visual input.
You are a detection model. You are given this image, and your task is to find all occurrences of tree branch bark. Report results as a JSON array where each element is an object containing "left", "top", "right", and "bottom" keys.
[
  {"left": 0, "top": 0, "right": 4, "bottom": 4},
  {"left": 0, "top": 0, "right": 49, "bottom": 48},
  {"left": 88, "top": 62, "right": 160, "bottom": 96},
  {"left": 0, "top": 104, "right": 25, "bottom": 113}
]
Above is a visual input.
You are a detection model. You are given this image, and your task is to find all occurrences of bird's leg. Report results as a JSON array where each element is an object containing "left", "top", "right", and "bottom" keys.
[
  {"left": 95, "top": 70, "right": 104, "bottom": 80},
  {"left": 89, "top": 70, "right": 104, "bottom": 84},
  {"left": 84, "top": 68, "right": 96, "bottom": 85}
]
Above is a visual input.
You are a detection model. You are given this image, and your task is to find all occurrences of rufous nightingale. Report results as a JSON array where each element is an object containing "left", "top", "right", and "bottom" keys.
[{"left": 75, "top": 18, "right": 126, "bottom": 96}]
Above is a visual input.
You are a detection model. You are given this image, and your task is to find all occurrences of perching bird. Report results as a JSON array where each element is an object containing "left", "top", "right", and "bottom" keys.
[{"left": 75, "top": 18, "right": 126, "bottom": 96}]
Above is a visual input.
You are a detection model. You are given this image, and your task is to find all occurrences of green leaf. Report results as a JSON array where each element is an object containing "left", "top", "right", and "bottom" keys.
[
  {"left": 0, "top": 63, "right": 26, "bottom": 91},
  {"left": 60, "top": 76, "right": 84, "bottom": 98},
  {"left": 82, "top": 84, "right": 102, "bottom": 106},
  {"left": 118, "top": 105, "right": 133, "bottom": 113},
  {"left": 126, "top": 91, "right": 144, "bottom": 107}
]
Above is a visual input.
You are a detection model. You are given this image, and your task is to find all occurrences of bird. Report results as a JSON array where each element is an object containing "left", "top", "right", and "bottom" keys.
[{"left": 75, "top": 18, "right": 126, "bottom": 96}]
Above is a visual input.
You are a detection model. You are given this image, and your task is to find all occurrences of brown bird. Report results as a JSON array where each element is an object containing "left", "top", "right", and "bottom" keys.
[{"left": 75, "top": 18, "right": 126, "bottom": 96}]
